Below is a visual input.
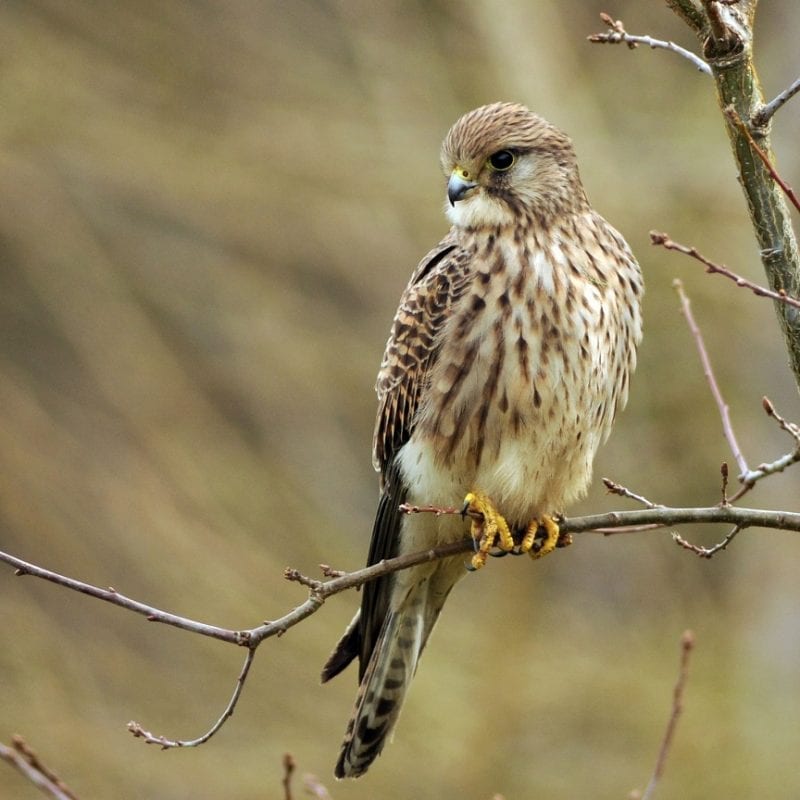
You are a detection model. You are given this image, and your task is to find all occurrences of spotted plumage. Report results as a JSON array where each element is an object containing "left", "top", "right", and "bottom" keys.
[{"left": 322, "top": 102, "right": 643, "bottom": 778}]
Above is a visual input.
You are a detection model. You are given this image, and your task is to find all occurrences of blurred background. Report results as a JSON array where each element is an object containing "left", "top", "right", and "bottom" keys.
[{"left": 1, "top": 2, "right": 799, "bottom": 798}]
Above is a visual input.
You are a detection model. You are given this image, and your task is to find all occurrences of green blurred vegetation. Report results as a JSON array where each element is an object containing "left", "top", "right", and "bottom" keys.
[{"left": 1, "top": 2, "right": 799, "bottom": 798}]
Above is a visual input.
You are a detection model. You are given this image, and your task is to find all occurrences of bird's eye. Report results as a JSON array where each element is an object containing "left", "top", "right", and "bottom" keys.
[{"left": 488, "top": 150, "right": 515, "bottom": 171}]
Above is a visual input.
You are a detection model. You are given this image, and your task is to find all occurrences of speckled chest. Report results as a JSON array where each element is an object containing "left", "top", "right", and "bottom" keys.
[{"left": 415, "top": 220, "right": 633, "bottom": 484}]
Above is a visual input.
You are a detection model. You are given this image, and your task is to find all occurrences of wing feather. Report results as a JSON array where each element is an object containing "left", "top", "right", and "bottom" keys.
[
  {"left": 323, "top": 231, "right": 474, "bottom": 684},
  {"left": 372, "top": 231, "right": 472, "bottom": 480}
]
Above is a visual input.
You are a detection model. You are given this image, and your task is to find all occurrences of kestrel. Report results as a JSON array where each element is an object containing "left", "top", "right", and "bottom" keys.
[{"left": 322, "top": 102, "right": 643, "bottom": 778}]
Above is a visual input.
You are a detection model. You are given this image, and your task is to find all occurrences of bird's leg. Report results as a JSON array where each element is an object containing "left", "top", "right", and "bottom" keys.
[
  {"left": 462, "top": 492, "right": 515, "bottom": 570},
  {"left": 519, "top": 515, "right": 571, "bottom": 559}
]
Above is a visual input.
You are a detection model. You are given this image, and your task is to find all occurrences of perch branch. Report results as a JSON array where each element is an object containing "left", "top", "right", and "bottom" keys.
[{"left": 4, "top": 500, "right": 800, "bottom": 748}]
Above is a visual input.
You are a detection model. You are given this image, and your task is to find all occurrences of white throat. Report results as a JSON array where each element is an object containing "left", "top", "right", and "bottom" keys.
[{"left": 445, "top": 192, "right": 515, "bottom": 229}]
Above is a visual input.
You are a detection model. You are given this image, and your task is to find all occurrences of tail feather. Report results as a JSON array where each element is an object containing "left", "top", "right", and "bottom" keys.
[
  {"left": 335, "top": 601, "right": 425, "bottom": 778},
  {"left": 321, "top": 610, "right": 361, "bottom": 683}
]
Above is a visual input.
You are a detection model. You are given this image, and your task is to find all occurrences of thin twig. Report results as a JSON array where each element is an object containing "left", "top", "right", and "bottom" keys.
[
  {"left": 732, "top": 397, "right": 800, "bottom": 497},
  {"left": 127, "top": 648, "right": 256, "bottom": 748},
  {"left": 719, "top": 462, "right": 730, "bottom": 505},
  {"left": 728, "top": 397, "right": 800, "bottom": 501},
  {"left": 7, "top": 560, "right": 250, "bottom": 646},
  {"left": 283, "top": 568, "right": 323, "bottom": 592},
  {"left": 319, "top": 564, "right": 347, "bottom": 578},
  {"left": 754, "top": 75, "right": 800, "bottom": 127},
  {"left": 399, "top": 503, "right": 466, "bottom": 517},
  {"left": 0, "top": 737, "right": 79, "bottom": 800},
  {"left": 637, "top": 631, "right": 695, "bottom": 800},
  {"left": 282, "top": 753, "right": 296, "bottom": 800},
  {"left": 673, "top": 526, "right": 742, "bottom": 558},
  {"left": 602, "top": 478, "right": 662, "bottom": 509},
  {"left": 672, "top": 278, "right": 749, "bottom": 476},
  {"left": 725, "top": 108, "right": 800, "bottom": 213},
  {"left": 588, "top": 12, "right": 711, "bottom": 75},
  {"left": 653, "top": 232, "right": 800, "bottom": 311}
]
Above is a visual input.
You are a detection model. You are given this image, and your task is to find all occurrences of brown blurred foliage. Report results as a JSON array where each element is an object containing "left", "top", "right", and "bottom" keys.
[{"left": 1, "top": 2, "right": 799, "bottom": 798}]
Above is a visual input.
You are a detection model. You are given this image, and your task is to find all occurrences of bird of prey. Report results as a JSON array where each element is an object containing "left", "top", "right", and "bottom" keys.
[{"left": 321, "top": 102, "right": 643, "bottom": 778}]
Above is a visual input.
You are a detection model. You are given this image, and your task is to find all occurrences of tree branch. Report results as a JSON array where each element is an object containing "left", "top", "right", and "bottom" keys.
[
  {"left": 0, "top": 736, "right": 79, "bottom": 800},
  {"left": 724, "top": 107, "right": 800, "bottom": 214},
  {"left": 633, "top": 631, "right": 695, "bottom": 800},
  {"left": 672, "top": 278, "right": 748, "bottom": 476},
  {"left": 5, "top": 504, "right": 800, "bottom": 650},
  {"left": 754, "top": 75, "right": 800, "bottom": 126},
  {"left": 664, "top": 0, "right": 706, "bottom": 36},
  {"left": 669, "top": 1, "right": 800, "bottom": 391},
  {"left": 652, "top": 231, "right": 800, "bottom": 310},
  {"left": 673, "top": 525, "right": 742, "bottom": 557},
  {"left": 588, "top": 13, "right": 711, "bottom": 75},
  {"left": 127, "top": 649, "right": 256, "bottom": 748},
  {"left": 4, "top": 499, "right": 800, "bottom": 747},
  {"left": 599, "top": 4, "right": 800, "bottom": 390}
]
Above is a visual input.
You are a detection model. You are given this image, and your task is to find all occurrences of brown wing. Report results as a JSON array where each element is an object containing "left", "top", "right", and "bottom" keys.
[
  {"left": 372, "top": 230, "right": 473, "bottom": 481},
  {"left": 321, "top": 231, "right": 473, "bottom": 684}
]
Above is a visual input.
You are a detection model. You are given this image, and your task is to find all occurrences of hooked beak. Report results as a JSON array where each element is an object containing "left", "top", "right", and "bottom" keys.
[{"left": 447, "top": 171, "right": 478, "bottom": 206}]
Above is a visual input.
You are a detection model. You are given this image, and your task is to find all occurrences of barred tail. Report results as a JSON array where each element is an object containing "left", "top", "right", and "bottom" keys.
[{"left": 334, "top": 602, "right": 426, "bottom": 778}]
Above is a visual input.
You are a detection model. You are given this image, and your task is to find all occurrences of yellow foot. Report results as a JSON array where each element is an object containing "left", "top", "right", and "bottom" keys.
[
  {"left": 519, "top": 515, "right": 571, "bottom": 560},
  {"left": 462, "top": 492, "right": 515, "bottom": 570}
]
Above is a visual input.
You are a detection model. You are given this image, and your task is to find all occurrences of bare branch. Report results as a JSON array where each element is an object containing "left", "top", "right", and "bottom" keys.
[
  {"left": 392, "top": 504, "right": 800, "bottom": 537},
  {"left": 652, "top": 232, "right": 800, "bottom": 311},
  {"left": 602, "top": 477, "right": 662, "bottom": 509},
  {"left": 4, "top": 498, "right": 800, "bottom": 748},
  {"left": 660, "top": 0, "right": 800, "bottom": 390},
  {"left": 753, "top": 75, "right": 800, "bottom": 127},
  {"left": 672, "top": 278, "right": 749, "bottom": 476},
  {"left": 637, "top": 631, "right": 695, "bottom": 800},
  {"left": 6, "top": 553, "right": 249, "bottom": 646},
  {"left": 762, "top": 396, "right": 800, "bottom": 443},
  {"left": 0, "top": 736, "right": 79, "bottom": 800},
  {"left": 732, "top": 397, "right": 800, "bottom": 496},
  {"left": 127, "top": 649, "right": 256, "bottom": 748},
  {"left": 720, "top": 462, "right": 730, "bottom": 506},
  {"left": 588, "top": 13, "right": 711, "bottom": 74},
  {"left": 725, "top": 108, "right": 800, "bottom": 213},
  {"left": 282, "top": 753, "right": 296, "bottom": 800},
  {"left": 673, "top": 525, "right": 743, "bottom": 557}
]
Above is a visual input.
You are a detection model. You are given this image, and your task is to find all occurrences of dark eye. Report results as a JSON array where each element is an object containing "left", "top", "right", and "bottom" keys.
[{"left": 488, "top": 150, "right": 515, "bottom": 171}]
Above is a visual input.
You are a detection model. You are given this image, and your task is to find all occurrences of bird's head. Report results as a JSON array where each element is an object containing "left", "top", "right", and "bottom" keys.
[{"left": 440, "top": 102, "right": 587, "bottom": 230}]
